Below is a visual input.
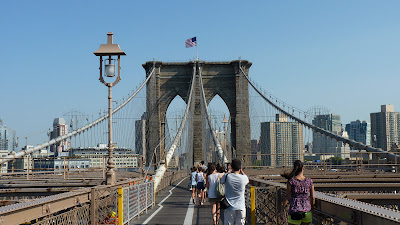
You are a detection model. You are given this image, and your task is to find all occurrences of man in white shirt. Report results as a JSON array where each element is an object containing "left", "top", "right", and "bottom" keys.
[{"left": 221, "top": 159, "right": 249, "bottom": 225}]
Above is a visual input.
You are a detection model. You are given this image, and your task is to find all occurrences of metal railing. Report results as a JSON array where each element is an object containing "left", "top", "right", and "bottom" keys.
[
  {"left": 122, "top": 181, "right": 154, "bottom": 224},
  {"left": 0, "top": 155, "right": 143, "bottom": 180},
  {"left": 245, "top": 185, "right": 282, "bottom": 224},
  {"left": 0, "top": 169, "right": 188, "bottom": 224},
  {"left": 243, "top": 152, "right": 399, "bottom": 174},
  {"left": 246, "top": 177, "right": 400, "bottom": 225}
]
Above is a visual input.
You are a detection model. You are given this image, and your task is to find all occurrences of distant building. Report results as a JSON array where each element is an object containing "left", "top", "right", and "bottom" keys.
[
  {"left": 34, "top": 158, "right": 90, "bottom": 172},
  {"left": 312, "top": 114, "right": 344, "bottom": 158},
  {"left": 260, "top": 114, "right": 303, "bottom": 167},
  {"left": 305, "top": 142, "right": 313, "bottom": 153},
  {"left": 49, "top": 118, "right": 69, "bottom": 153},
  {"left": 69, "top": 146, "right": 138, "bottom": 170},
  {"left": 135, "top": 113, "right": 147, "bottom": 162},
  {"left": 339, "top": 131, "right": 351, "bottom": 159},
  {"left": 251, "top": 139, "right": 260, "bottom": 162},
  {"left": 345, "top": 120, "right": 369, "bottom": 146},
  {"left": 0, "top": 150, "right": 8, "bottom": 173},
  {"left": 0, "top": 119, "right": 17, "bottom": 153},
  {"left": 370, "top": 105, "right": 400, "bottom": 151},
  {"left": 9, "top": 145, "right": 34, "bottom": 173}
]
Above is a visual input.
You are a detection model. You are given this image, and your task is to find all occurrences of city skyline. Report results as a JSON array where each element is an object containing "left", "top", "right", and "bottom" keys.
[{"left": 2, "top": 1, "right": 400, "bottom": 146}]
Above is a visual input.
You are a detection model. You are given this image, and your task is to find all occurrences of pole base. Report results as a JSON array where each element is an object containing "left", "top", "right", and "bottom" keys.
[{"left": 106, "top": 170, "right": 116, "bottom": 185}]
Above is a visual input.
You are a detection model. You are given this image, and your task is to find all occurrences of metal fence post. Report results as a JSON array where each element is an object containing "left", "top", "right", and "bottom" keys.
[
  {"left": 26, "top": 156, "right": 30, "bottom": 180},
  {"left": 145, "top": 183, "right": 148, "bottom": 213},
  {"left": 153, "top": 181, "right": 155, "bottom": 206},
  {"left": 137, "top": 184, "right": 140, "bottom": 218},
  {"left": 118, "top": 187, "right": 123, "bottom": 225},
  {"left": 251, "top": 186, "right": 256, "bottom": 225},
  {"left": 102, "top": 156, "right": 105, "bottom": 179},
  {"left": 91, "top": 188, "right": 96, "bottom": 225},
  {"left": 63, "top": 157, "right": 66, "bottom": 180}
]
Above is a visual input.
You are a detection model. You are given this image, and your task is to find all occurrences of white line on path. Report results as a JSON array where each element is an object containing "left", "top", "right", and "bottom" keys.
[
  {"left": 141, "top": 177, "right": 188, "bottom": 225},
  {"left": 183, "top": 196, "right": 195, "bottom": 225}
]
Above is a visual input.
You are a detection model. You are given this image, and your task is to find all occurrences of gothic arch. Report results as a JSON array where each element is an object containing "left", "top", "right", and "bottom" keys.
[{"left": 143, "top": 60, "right": 252, "bottom": 166}]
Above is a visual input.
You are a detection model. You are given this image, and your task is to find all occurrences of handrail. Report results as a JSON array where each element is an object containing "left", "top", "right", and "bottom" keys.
[{"left": 249, "top": 177, "right": 400, "bottom": 223}]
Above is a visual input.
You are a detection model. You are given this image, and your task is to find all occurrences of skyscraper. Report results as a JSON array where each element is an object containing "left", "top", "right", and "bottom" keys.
[
  {"left": 345, "top": 120, "right": 369, "bottom": 145},
  {"left": 260, "top": 114, "right": 303, "bottom": 167},
  {"left": 49, "top": 118, "right": 69, "bottom": 152},
  {"left": 135, "top": 112, "right": 147, "bottom": 166},
  {"left": 251, "top": 139, "right": 260, "bottom": 162},
  {"left": 312, "top": 114, "right": 344, "bottom": 158},
  {"left": 0, "top": 119, "right": 17, "bottom": 153},
  {"left": 370, "top": 105, "right": 400, "bottom": 151}
]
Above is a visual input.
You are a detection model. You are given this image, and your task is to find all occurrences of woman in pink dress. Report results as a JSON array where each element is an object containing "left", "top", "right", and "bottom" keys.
[{"left": 281, "top": 160, "right": 315, "bottom": 225}]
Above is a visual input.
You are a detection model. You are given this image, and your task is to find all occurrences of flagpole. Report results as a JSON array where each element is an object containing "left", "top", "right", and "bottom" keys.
[{"left": 196, "top": 41, "right": 198, "bottom": 61}]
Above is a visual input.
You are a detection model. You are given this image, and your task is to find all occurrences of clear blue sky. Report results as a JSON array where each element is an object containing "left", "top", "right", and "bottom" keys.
[{"left": 1, "top": 1, "right": 400, "bottom": 146}]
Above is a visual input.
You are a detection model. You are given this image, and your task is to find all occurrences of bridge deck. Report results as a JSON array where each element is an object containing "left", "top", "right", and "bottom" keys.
[{"left": 135, "top": 177, "right": 215, "bottom": 225}]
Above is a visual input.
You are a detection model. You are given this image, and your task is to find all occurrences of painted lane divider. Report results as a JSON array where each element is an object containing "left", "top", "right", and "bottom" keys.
[{"left": 141, "top": 177, "right": 188, "bottom": 225}]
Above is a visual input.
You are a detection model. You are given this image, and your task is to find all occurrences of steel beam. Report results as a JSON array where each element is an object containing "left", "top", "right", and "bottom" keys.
[
  {"left": 344, "top": 193, "right": 400, "bottom": 205},
  {"left": 315, "top": 183, "right": 400, "bottom": 192}
]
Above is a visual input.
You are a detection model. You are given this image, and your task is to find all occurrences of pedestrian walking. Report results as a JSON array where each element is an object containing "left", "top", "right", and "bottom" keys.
[
  {"left": 220, "top": 159, "right": 248, "bottom": 225},
  {"left": 281, "top": 160, "right": 315, "bottom": 225},
  {"left": 196, "top": 167, "right": 206, "bottom": 205},
  {"left": 207, "top": 163, "right": 221, "bottom": 225},
  {"left": 190, "top": 167, "right": 198, "bottom": 204},
  {"left": 217, "top": 163, "right": 226, "bottom": 224}
]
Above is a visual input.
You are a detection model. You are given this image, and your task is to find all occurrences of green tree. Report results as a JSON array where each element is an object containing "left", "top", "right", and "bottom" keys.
[{"left": 330, "top": 157, "right": 343, "bottom": 165}]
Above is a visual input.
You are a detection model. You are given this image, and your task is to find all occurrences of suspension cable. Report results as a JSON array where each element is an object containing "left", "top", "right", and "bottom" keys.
[
  {"left": 0, "top": 67, "right": 156, "bottom": 165},
  {"left": 238, "top": 62, "right": 400, "bottom": 162},
  {"left": 198, "top": 66, "right": 228, "bottom": 164},
  {"left": 153, "top": 63, "right": 197, "bottom": 191}
]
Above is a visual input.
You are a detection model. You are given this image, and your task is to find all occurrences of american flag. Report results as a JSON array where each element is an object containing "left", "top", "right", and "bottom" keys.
[{"left": 185, "top": 37, "right": 197, "bottom": 48}]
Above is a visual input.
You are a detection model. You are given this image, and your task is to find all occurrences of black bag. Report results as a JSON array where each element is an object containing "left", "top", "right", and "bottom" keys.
[
  {"left": 219, "top": 174, "right": 231, "bottom": 209},
  {"left": 220, "top": 197, "right": 231, "bottom": 209},
  {"left": 290, "top": 211, "right": 306, "bottom": 220}
]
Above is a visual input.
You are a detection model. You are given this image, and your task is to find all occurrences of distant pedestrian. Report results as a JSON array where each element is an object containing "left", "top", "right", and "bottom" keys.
[
  {"left": 221, "top": 159, "right": 248, "bottom": 225},
  {"left": 190, "top": 167, "right": 198, "bottom": 204},
  {"left": 207, "top": 163, "right": 221, "bottom": 225},
  {"left": 196, "top": 167, "right": 206, "bottom": 205},
  {"left": 281, "top": 160, "right": 315, "bottom": 225},
  {"left": 216, "top": 163, "right": 226, "bottom": 224},
  {"left": 201, "top": 160, "right": 208, "bottom": 171},
  {"left": 226, "top": 163, "right": 232, "bottom": 173},
  {"left": 216, "top": 163, "right": 225, "bottom": 173}
]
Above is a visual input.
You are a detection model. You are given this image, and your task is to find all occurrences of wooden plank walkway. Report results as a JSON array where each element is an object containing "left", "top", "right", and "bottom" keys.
[{"left": 135, "top": 177, "right": 220, "bottom": 225}]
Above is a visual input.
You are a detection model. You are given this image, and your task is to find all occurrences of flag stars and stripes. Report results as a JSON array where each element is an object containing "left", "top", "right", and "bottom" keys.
[{"left": 185, "top": 37, "right": 197, "bottom": 48}]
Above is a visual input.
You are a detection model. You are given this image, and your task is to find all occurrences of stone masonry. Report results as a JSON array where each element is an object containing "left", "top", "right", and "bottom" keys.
[{"left": 142, "top": 60, "right": 252, "bottom": 166}]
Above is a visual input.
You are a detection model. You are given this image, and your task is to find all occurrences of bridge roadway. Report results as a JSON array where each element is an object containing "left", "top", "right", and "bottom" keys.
[{"left": 135, "top": 177, "right": 215, "bottom": 225}]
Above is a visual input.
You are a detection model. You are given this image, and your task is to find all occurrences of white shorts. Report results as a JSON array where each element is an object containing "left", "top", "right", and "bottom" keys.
[{"left": 224, "top": 209, "right": 246, "bottom": 225}]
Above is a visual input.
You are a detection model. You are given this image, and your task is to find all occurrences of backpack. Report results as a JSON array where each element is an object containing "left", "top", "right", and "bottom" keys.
[{"left": 215, "top": 174, "right": 226, "bottom": 199}]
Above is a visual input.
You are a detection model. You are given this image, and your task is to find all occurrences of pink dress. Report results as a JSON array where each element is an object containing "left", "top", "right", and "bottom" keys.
[{"left": 288, "top": 177, "right": 313, "bottom": 214}]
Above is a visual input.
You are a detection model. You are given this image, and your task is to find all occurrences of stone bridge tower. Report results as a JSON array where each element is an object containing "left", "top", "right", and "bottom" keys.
[{"left": 143, "top": 60, "right": 252, "bottom": 167}]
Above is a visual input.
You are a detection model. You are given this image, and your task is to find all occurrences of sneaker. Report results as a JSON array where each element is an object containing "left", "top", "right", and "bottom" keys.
[
  {"left": 192, "top": 198, "right": 195, "bottom": 204},
  {"left": 200, "top": 202, "right": 203, "bottom": 205}
]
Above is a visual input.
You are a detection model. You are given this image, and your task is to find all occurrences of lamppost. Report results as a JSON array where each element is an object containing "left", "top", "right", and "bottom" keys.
[{"left": 94, "top": 32, "right": 126, "bottom": 185}]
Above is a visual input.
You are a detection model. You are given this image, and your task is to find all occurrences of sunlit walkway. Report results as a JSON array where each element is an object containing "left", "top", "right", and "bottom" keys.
[{"left": 136, "top": 177, "right": 217, "bottom": 225}]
